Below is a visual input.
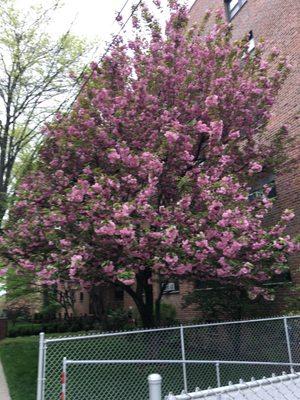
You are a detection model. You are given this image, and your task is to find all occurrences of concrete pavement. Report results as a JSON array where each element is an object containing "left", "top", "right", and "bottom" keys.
[{"left": 0, "top": 360, "right": 10, "bottom": 400}]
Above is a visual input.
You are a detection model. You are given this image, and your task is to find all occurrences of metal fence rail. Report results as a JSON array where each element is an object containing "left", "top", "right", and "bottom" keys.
[
  {"left": 37, "top": 315, "right": 300, "bottom": 400},
  {"left": 164, "top": 372, "right": 300, "bottom": 400},
  {"left": 62, "top": 360, "right": 300, "bottom": 400}
]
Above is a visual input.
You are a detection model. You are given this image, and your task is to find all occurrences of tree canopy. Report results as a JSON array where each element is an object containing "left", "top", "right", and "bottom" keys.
[
  {"left": 0, "top": 0, "right": 89, "bottom": 223},
  {"left": 1, "top": 1, "right": 298, "bottom": 326}
]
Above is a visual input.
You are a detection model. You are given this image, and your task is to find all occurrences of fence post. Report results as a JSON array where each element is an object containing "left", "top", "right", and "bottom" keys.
[
  {"left": 215, "top": 362, "right": 222, "bottom": 400},
  {"left": 148, "top": 373, "right": 162, "bottom": 400},
  {"left": 180, "top": 325, "right": 188, "bottom": 393},
  {"left": 42, "top": 340, "right": 47, "bottom": 400},
  {"left": 61, "top": 357, "right": 67, "bottom": 400},
  {"left": 36, "top": 332, "right": 45, "bottom": 400},
  {"left": 215, "top": 362, "right": 221, "bottom": 388},
  {"left": 283, "top": 317, "right": 293, "bottom": 372}
]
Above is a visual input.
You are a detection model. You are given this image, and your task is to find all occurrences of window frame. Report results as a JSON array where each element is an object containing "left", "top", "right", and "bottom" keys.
[
  {"left": 162, "top": 280, "right": 180, "bottom": 294},
  {"left": 248, "top": 30, "right": 255, "bottom": 53},
  {"left": 225, "top": 0, "right": 247, "bottom": 21},
  {"left": 263, "top": 270, "right": 292, "bottom": 287},
  {"left": 248, "top": 171, "right": 277, "bottom": 201}
]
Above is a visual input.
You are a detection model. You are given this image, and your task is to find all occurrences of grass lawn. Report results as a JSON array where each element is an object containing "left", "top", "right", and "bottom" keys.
[
  {"left": 0, "top": 335, "right": 38, "bottom": 400},
  {"left": 0, "top": 326, "right": 292, "bottom": 400},
  {"left": 0, "top": 331, "right": 89, "bottom": 400}
]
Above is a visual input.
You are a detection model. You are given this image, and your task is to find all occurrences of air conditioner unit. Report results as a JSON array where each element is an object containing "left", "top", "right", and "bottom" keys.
[{"left": 164, "top": 282, "right": 176, "bottom": 292}]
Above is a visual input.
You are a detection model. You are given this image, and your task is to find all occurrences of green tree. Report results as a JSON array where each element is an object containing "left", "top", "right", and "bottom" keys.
[
  {"left": 3, "top": 267, "right": 77, "bottom": 320},
  {"left": 0, "top": 0, "right": 89, "bottom": 223}
]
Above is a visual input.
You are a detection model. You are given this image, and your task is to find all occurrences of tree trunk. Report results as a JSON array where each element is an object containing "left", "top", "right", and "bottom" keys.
[
  {"left": 0, "top": 191, "right": 7, "bottom": 227},
  {"left": 90, "top": 286, "right": 105, "bottom": 321},
  {"left": 121, "top": 270, "right": 156, "bottom": 328}
]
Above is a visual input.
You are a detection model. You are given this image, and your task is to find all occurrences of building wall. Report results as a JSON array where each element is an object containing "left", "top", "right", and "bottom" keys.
[{"left": 60, "top": 285, "right": 123, "bottom": 318}]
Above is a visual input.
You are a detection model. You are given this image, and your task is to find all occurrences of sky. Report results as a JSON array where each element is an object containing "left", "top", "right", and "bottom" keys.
[{"left": 14, "top": 0, "right": 196, "bottom": 62}]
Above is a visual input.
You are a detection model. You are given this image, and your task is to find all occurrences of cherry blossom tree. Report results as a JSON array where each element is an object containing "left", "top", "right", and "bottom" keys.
[{"left": 0, "top": 1, "right": 298, "bottom": 327}]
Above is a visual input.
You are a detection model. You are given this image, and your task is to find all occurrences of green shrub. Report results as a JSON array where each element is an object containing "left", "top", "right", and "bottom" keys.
[
  {"left": 8, "top": 318, "right": 96, "bottom": 337},
  {"left": 106, "top": 308, "right": 132, "bottom": 331},
  {"left": 158, "top": 302, "right": 177, "bottom": 325}
]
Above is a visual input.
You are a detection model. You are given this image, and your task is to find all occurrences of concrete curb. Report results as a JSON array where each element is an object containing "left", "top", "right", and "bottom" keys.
[{"left": 0, "top": 360, "right": 11, "bottom": 400}]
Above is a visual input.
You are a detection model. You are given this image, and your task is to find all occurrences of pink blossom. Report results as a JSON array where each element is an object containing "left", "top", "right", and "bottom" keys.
[
  {"left": 196, "top": 121, "right": 209, "bottom": 133},
  {"left": 68, "top": 187, "right": 85, "bottom": 202},
  {"left": 0, "top": 268, "right": 7, "bottom": 276},
  {"left": 237, "top": 267, "right": 250, "bottom": 276},
  {"left": 216, "top": 267, "right": 232, "bottom": 277},
  {"left": 165, "top": 254, "right": 178, "bottom": 265},
  {"left": 108, "top": 150, "right": 120, "bottom": 163},
  {"left": 249, "top": 162, "right": 263, "bottom": 175},
  {"left": 228, "top": 131, "right": 240, "bottom": 140},
  {"left": 120, "top": 278, "right": 135, "bottom": 286},
  {"left": 95, "top": 221, "right": 116, "bottom": 236},
  {"left": 60, "top": 239, "right": 71, "bottom": 247},
  {"left": 103, "top": 262, "right": 115, "bottom": 275},
  {"left": 164, "top": 131, "right": 179, "bottom": 144},
  {"left": 205, "top": 95, "right": 219, "bottom": 107},
  {"left": 248, "top": 286, "right": 264, "bottom": 300},
  {"left": 281, "top": 209, "right": 295, "bottom": 222}
]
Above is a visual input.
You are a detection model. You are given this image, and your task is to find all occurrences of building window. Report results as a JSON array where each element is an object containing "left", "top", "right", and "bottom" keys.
[
  {"left": 225, "top": 0, "right": 247, "bottom": 20},
  {"left": 264, "top": 270, "right": 292, "bottom": 286},
  {"left": 248, "top": 30, "right": 255, "bottom": 53},
  {"left": 162, "top": 281, "right": 179, "bottom": 294},
  {"left": 249, "top": 171, "right": 277, "bottom": 201},
  {"left": 195, "top": 280, "right": 220, "bottom": 290},
  {"left": 80, "top": 292, "right": 84, "bottom": 302}
]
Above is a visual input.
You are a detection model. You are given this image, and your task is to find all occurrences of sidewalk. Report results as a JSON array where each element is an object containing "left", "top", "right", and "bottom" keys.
[{"left": 0, "top": 360, "right": 11, "bottom": 400}]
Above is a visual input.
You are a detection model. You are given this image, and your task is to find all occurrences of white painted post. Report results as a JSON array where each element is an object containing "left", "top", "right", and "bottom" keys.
[
  {"left": 215, "top": 362, "right": 221, "bottom": 388},
  {"left": 180, "top": 325, "right": 188, "bottom": 393},
  {"left": 216, "top": 362, "right": 222, "bottom": 400},
  {"left": 148, "top": 373, "right": 162, "bottom": 400},
  {"left": 42, "top": 341, "right": 47, "bottom": 400},
  {"left": 36, "top": 332, "right": 45, "bottom": 400},
  {"left": 61, "top": 357, "right": 67, "bottom": 400},
  {"left": 284, "top": 317, "right": 293, "bottom": 372}
]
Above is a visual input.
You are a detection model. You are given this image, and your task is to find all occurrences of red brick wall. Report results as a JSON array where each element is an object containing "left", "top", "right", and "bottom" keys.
[
  {"left": 0, "top": 318, "right": 7, "bottom": 340},
  {"left": 59, "top": 285, "right": 122, "bottom": 318}
]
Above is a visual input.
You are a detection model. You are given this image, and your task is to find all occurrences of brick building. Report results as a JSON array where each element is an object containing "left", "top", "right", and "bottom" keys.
[{"left": 72, "top": 0, "right": 299, "bottom": 323}]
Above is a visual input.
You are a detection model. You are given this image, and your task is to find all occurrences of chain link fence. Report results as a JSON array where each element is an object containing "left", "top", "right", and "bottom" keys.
[
  {"left": 165, "top": 370, "right": 300, "bottom": 399},
  {"left": 37, "top": 315, "right": 300, "bottom": 400}
]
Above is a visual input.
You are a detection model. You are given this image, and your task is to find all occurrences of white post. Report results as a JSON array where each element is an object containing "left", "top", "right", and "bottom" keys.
[
  {"left": 216, "top": 362, "right": 221, "bottom": 388},
  {"left": 36, "top": 332, "right": 45, "bottom": 400},
  {"left": 42, "top": 341, "right": 47, "bottom": 400},
  {"left": 216, "top": 362, "right": 222, "bottom": 400},
  {"left": 180, "top": 325, "right": 188, "bottom": 393},
  {"left": 148, "top": 373, "right": 162, "bottom": 400},
  {"left": 284, "top": 317, "right": 293, "bottom": 372},
  {"left": 61, "top": 357, "right": 67, "bottom": 400}
]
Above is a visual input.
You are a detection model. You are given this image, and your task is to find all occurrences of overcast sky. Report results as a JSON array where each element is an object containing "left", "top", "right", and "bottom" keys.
[{"left": 14, "top": 0, "right": 196, "bottom": 61}]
